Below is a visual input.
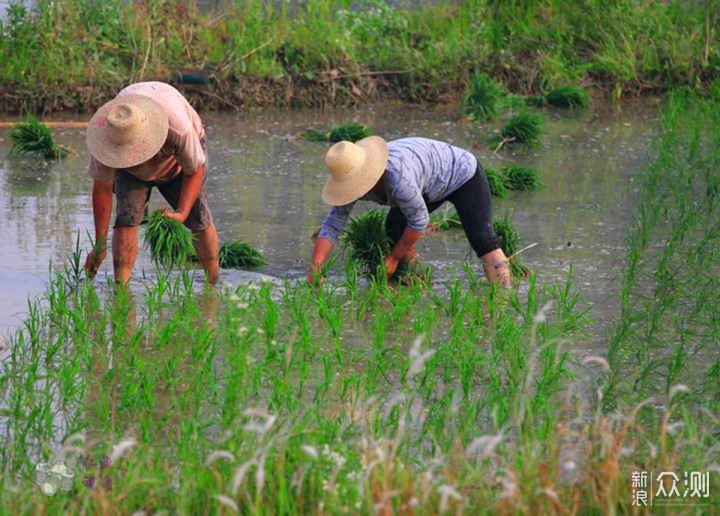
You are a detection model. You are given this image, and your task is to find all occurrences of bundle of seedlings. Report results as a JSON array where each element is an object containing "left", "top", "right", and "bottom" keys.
[
  {"left": 463, "top": 72, "right": 504, "bottom": 121},
  {"left": 485, "top": 167, "right": 509, "bottom": 198},
  {"left": 142, "top": 210, "right": 195, "bottom": 268},
  {"left": 494, "top": 111, "right": 544, "bottom": 150},
  {"left": 340, "top": 209, "right": 417, "bottom": 280},
  {"left": 501, "top": 164, "right": 542, "bottom": 191},
  {"left": 219, "top": 241, "right": 266, "bottom": 269},
  {"left": 493, "top": 211, "right": 532, "bottom": 277},
  {"left": 304, "top": 123, "right": 372, "bottom": 143},
  {"left": 9, "top": 116, "right": 72, "bottom": 159},
  {"left": 545, "top": 86, "right": 589, "bottom": 108}
]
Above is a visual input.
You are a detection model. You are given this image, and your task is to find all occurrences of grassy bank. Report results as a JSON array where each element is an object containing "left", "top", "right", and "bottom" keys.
[
  {"left": 0, "top": 0, "right": 718, "bottom": 113},
  {"left": 0, "top": 91, "right": 718, "bottom": 513}
]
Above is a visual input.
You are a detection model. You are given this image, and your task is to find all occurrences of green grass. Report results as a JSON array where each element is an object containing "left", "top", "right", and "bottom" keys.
[
  {"left": 463, "top": 72, "right": 504, "bottom": 121},
  {"left": 219, "top": 241, "right": 266, "bottom": 269},
  {"left": 545, "top": 86, "right": 590, "bottom": 108},
  {"left": 0, "top": 1, "right": 717, "bottom": 112},
  {"left": 9, "top": 116, "right": 70, "bottom": 159},
  {"left": 499, "top": 112, "right": 544, "bottom": 147},
  {"left": 501, "top": 164, "right": 543, "bottom": 191},
  {"left": 142, "top": 210, "right": 195, "bottom": 269},
  {"left": 304, "top": 123, "right": 372, "bottom": 143}
]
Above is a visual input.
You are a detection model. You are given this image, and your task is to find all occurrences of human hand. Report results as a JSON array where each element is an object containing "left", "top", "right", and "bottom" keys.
[
  {"left": 383, "top": 255, "right": 399, "bottom": 279},
  {"left": 162, "top": 209, "right": 188, "bottom": 224},
  {"left": 307, "top": 266, "right": 324, "bottom": 286},
  {"left": 84, "top": 247, "right": 107, "bottom": 278}
]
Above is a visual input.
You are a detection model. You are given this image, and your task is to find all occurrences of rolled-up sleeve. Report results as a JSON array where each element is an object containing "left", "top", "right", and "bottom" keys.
[
  {"left": 88, "top": 156, "right": 116, "bottom": 182},
  {"left": 391, "top": 174, "right": 429, "bottom": 231},
  {"left": 317, "top": 202, "right": 356, "bottom": 245},
  {"left": 175, "top": 129, "right": 206, "bottom": 175}
]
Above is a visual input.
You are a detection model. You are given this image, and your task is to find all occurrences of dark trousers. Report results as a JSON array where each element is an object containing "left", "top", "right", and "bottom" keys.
[{"left": 385, "top": 165, "right": 500, "bottom": 258}]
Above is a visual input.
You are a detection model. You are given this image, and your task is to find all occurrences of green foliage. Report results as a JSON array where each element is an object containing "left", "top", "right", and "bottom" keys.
[
  {"left": 546, "top": 86, "right": 589, "bottom": 108},
  {"left": 428, "top": 208, "right": 461, "bottom": 231},
  {"left": 219, "top": 241, "right": 266, "bottom": 269},
  {"left": 340, "top": 209, "right": 409, "bottom": 278},
  {"left": 142, "top": 210, "right": 195, "bottom": 268},
  {"left": 493, "top": 211, "right": 531, "bottom": 277},
  {"left": 500, "top": 112, "right": 544, "bottom": 146},
  {"left": 9, "top": 116, "right": 70, "bottom": 159},
  {"left": 485, "top": 167, "right": 509, "bottom": 198},
  {"left": 463, "top": 72, "right": 504, "bottom": 121},
  {"left": 501, "top": 165, "right": 542, "bottom": 191},
  {"left": 304, "top": 123, "right": 372, "bottom": 143}
]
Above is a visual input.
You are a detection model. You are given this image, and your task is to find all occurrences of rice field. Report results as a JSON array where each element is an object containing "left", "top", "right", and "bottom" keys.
[{"left": 0, "top": 92, "right": 718, "bottom": 513}]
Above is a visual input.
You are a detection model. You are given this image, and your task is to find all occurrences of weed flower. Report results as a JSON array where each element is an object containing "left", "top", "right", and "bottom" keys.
[
  {"left": 205, "top": 450, "right": 235, "bottom": 466},
  {"left": 438, "top": 484, "right": 462, "bottom": 512},
  {"left": 301, "top": 445, "right": 318, "bottom": 459},
  {"left": 108, "top": 438, "right": 137, "bottom": 464},
  {"left": 408, "top": 336, "right": 435, "bottom": 378},
  {"left": 216, "top": 494, "right": 239, "bottom": 513}
]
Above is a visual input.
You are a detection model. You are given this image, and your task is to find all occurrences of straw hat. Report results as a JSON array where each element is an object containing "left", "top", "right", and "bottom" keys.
[
  {"left": 322, "top": 136, "right": 389, "bottom": 206},
  {"left": 86, "top": 94, "right": 169, "bottom": 169}
]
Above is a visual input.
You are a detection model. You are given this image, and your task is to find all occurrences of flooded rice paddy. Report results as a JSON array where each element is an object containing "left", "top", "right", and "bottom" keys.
[{"left": 0, "top": 101, "right": 658, "bottom": 340}]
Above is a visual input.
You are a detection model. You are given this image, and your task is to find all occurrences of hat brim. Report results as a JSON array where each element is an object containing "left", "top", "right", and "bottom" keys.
[
  {"left": 86, "top": 94, "right": 169, "bottom": 169},
  {"left": 321, "top": 136, "right": 389, "bottom": 206}
]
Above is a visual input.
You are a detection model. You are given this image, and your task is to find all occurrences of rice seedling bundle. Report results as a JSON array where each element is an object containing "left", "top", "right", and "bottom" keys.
[
  {"left": 500, "top": 112, "right": 543, "bottom": 146},
  {"left": 493, "top": 211, "right": 531, "bottom": 277},
  {"left": 304, "top": 123, "right": 372, "bottom": 143},
  {"left": 340, "top": 209, "right": 410, "bottom": 279},
  {"left": 485, "top": 167, "right": 509, "bottom": 198},
  {"left": 219, "top": 241, "right": 266, "bottom": 269},
  {"left": 142, "top": 210, "right": 195, "bottom": 268},
  {"left": 501, "top": 164, "right": 542, "bottom": 191},
  {"left": 9, "top": 116, "right": 71, "bottom": 159},
  {"left": 545, "top": 86, "right": 589, "bottom": 108},
  {"left": 463, "top": 72, "right": 504, "bottom": 121},
  {"left": 428, "top": 208, "right": 461, "bottom": 231}
]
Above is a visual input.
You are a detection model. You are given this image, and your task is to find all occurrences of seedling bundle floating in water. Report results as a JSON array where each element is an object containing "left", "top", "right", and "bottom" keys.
[
  {"left": 484, "top": 167, "right": 509, "bottom": 198},
  {"left": 498, "top": 111, "right": 543, "bottom": 147},
  {"left": 501, "top": 164, "right": 542, "bottom": 191},
  {"left": 142, "top": 210, "right": 195, "bottom": 268},
  {"left": 9, "top": 116, "right": 71, "bottom": 159},
  {"left": 463, "top": 72, "right": 503, "bottom": 121},
  {"left": 304, "top": 122, "right": 372, "bottom": 143},
  {"left": 219, "top": 241, "right": 266, "bottom": 269}
]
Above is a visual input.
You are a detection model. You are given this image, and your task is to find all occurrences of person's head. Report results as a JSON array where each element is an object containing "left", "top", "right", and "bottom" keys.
[
  {"left": 86, "top": 94, "right": 168, "bottom": 169},
  {"left": 322, "top": 136, "right": 389, "bottom": 206}
]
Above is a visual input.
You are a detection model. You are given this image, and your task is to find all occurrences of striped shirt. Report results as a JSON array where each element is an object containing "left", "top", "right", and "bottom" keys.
[{"left": 318, "top": 137, "right": 477, "bottom": 244}]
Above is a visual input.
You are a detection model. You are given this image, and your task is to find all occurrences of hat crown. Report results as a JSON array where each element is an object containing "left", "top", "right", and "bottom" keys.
[
  {"left": 325, "top": 141, "right": 366, "bottom": 182},
  {"left": 106, "top": 103, "right": 145, "bottom": 145}
]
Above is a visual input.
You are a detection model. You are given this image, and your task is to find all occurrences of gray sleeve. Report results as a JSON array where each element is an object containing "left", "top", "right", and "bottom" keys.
[
  {"left": 317, "top": 202, "right": 356, "bottom": 245},
  {"left": 391, "top": 174, "right": 429, "bottom": 232}
]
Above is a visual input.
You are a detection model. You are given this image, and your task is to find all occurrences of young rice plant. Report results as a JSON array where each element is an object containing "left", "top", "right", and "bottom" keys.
[
  {"left": 10, "top": 116, "right": 71, "bottom": 159},
  {"left": 142, "top": 210, "right": 195, "bottom": 268}
]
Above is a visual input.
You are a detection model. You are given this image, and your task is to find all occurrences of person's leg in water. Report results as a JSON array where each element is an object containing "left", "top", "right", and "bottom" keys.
[
  {"left": 447, "top": 165, "right": 512, "bottom": 287},
  {"left": 113, "top": 171, "right": 153, "bottom": 285}
]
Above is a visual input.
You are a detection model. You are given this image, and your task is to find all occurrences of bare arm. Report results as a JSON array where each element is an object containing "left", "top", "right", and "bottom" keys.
[
  {"left": 84, "top": 178, "right": 114, "bottom": 276},
  {"left": 384, "top": 227, "right": 422, "bottom": 278},
  {"left": 308, "top": 237, "right": 334, "bottom": 284},
  {"left": 163, "top": 165, "right": 204, "bottom": 223}
]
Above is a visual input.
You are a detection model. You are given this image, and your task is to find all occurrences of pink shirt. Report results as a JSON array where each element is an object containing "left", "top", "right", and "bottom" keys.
[{"left": 89, "top": 82, "right": 206, "bottom": 183}]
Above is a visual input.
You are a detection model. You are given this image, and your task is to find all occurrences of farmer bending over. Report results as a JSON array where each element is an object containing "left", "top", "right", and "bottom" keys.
[
  {"left": 308, "top": 137, "right": 512, "bottom": 286},
  {"left": 84, "top": 82, "right": 219, "bottom": 284}
]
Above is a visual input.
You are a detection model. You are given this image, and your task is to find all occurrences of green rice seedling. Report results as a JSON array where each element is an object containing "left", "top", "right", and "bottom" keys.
[
  {"left": 218, "top": 241, "right": 266, "bottom": 269},
  {"left": 9, "top": 116, "right": 71, "bottom": 159},
  {"left": 463, "top": 72, "right": 504, "bottom": 121},
  {"left": 499, "top": 111, "right": 543, "bottom": 147},
  {"left": 545, "top": 86, "right": 589, "bottom": 108},
  {"left": 493, "top": 211, "right": 531, "bottom": 277},
  {"left": 304, "top": 123, "right": 372, "bottom": 143},
  {"left": 428, "top": 207, "right": 461, "bottom": 231},
  {"left": 525, "top": 95, "right": 546, "bottom": 107},
  {"left": 485, "top": 167, "right": 509, "bottom": 198},
  {"left": 501, "top": 164, "right": 542, "bottom": 191},
  {"left": 142, "top": 210, "right": 195, "bottom": 268},
  {"left": 340, "top": 209, "right": 410, "bottom": 279}
]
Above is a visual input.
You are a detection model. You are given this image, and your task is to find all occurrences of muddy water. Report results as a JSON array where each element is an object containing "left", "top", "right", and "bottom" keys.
[{"left": 0, "top": 101, "right": 659, "bottom": 339}]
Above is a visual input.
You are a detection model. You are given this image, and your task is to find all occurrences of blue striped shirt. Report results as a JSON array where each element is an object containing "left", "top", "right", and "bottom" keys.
[{"left": 318, "top": 137, "right": 477, "bottom": 244}]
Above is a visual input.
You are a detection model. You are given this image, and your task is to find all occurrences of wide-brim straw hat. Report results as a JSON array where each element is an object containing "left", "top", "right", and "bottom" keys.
[
  {"left": 322, "top": 136, "right": 389, "bottom": 206},
  {"left": 86, "top": 94, "right": 169, "bottom": 169}
]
